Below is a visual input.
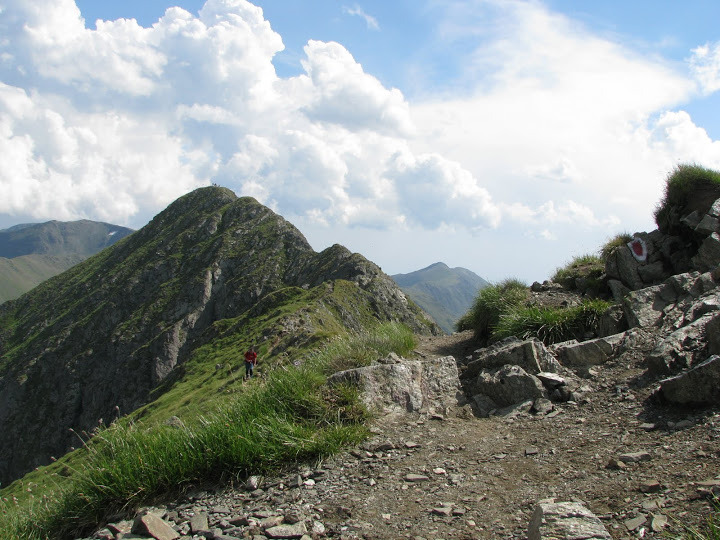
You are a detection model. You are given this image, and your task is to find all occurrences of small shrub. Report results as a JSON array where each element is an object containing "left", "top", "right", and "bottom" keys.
[
  {"left": 552, "top": 254, "right": 605, "bottom": 295},
  {"left": 654, "top": 163, "right": 720, "bottom": 233},
  {"left": 456, "top": 279, "right": 528, "bottom": 341},
  {"left": 493, "top": 299, "right": 613, "bottom": 345},
  {"left": 600, "top": 232, "right": 632, "bottom": 261}
]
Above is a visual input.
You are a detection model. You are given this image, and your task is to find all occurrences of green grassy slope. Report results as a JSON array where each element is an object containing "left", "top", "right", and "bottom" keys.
[
  {"left": 0, "top": 187, "right": 435, "bottom": 530},
  {"left": 0, "top": 254, "right": 84, "bottom": 303},
  {"left": 0, "top": 220, "right": 133, "bottom": 303}
]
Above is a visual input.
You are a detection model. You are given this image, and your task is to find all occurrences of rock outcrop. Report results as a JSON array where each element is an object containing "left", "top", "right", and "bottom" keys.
[
  {"left": 606, "top": 196, "right": 720, "bottom": 294},
  {"left": 328, "top": 354, "right": 460, "bottom": 416}
]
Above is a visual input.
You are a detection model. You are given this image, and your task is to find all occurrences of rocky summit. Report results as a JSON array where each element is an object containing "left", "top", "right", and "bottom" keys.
[{"left": 0, "top": 187, "right": 437, "bottom": 487}]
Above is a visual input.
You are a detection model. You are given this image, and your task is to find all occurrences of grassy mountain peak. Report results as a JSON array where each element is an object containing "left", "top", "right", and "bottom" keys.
[
  {"left": 0, "top": 186, "right": 436, "bottom": 488},
  {"left": 392, "top": 262, "right": 489, "bottom": 333}
]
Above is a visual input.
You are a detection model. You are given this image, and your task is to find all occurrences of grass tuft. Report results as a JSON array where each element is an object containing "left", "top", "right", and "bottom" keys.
[
  {"left": 0, "top": 322, "right": 414, "bottom": 540},
  {"left": 552, "top": 254, "right": 605, "bottom": 294},
  {"left": 654, "top": 163, "right": 720, "bottom": 233},
  {"left": 455, "top": 279, "right": 528, "bottom": 341},
  {"left": 600, "top": 232, "right": 633, "bottom": 261},
  {"left": 493, "top": 298, "right": 614, "bottom": 345}
]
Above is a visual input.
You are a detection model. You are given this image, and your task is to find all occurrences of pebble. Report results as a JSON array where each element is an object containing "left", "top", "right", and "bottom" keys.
[
  {"left": 618, "top": 451, "right": 651, "bottom": 463},
  {"left": 639, "top": 480, "right": 662, "bottom": 493},
  {"left": 624, "top": 515, "right": 647, "bottom": 531}
]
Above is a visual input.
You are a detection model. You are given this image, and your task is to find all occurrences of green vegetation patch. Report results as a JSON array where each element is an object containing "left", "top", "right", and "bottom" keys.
[
  {"left": 493, "top": 299, "right": 614, "bottom": 345},
  {"left": 457, "top": 278, "right": 613, "bottom": 345},
  {"left": 0, "top": 322, "right": 415, "bottom": 540},
  {"left": 600, "top": 233, "right": 632, "bottom": 261},
  {"left": 551, "top": 254, "right": 605, "bottom": 295},
  {"left": 654, "top": 163, "right": 720, "bottom": 234},
  {"left": 455, "top": 278, "right": 528, "bottom": 341}
]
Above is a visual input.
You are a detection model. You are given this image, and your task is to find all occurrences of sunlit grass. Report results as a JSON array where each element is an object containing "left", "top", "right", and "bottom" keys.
[{"left": 0, "top": 322, "right": 414, "bottom": 540}]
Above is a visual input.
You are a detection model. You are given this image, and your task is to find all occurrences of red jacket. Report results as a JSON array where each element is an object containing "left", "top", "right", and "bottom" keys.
[{"left": 244, "top": 350, "right": 257, "bottom": 364}]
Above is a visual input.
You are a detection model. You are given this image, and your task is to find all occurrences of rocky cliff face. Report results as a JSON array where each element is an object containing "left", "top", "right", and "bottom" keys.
[
  {"left": 604, "top": 196, "right": 720, "bottom": 295},
  {"left": 0, "top": 187, "right": 436, "bottom": 487}
]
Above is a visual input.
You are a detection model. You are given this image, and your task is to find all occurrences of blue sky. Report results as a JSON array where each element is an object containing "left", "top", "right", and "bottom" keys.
[{"left": 2, "top": 0, "right": 720, "bottom": 283}]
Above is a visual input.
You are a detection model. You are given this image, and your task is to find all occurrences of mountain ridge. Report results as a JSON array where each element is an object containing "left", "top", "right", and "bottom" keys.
[
  {"left": 0, "top": 219, "right": 134, "bottom": 303},
  {"left": 392, "top": 262, "right": 489, "bottom": 333},
  {"left": 0, "top": 187, "right": 437, "bottom": 486}
]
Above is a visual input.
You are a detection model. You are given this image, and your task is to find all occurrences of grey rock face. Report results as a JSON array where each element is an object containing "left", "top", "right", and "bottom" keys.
[
  {"left": 327, "top": 355, "right": 460, "bottom": 415},
  {"left": 464, "top": 338, "right": 560, "bottom": 381},
  {"left": 659, "top": 355, "right": 720, "bottom": 405},
  {"left": 528, "top": 501, "right": 612, "bottom": 540},
  {"left": 693, "top": 232, "right": 720, "bottom": 271},
  {"left": 470, "top": 365, "right": 547, "bottom": 409},
  {"left": 647, "top": 313, "right": 719, "bottom": 375}
]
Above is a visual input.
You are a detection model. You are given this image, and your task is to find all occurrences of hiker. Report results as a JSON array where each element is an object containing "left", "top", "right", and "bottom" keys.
[{"left": 244, "top": 346, "right": 258, "bottom": 379}]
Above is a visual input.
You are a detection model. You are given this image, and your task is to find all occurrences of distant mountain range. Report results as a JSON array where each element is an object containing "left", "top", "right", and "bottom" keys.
[
  {"left": 0, "top": 220, "right": 134, "bottom": 303},
  {"left": 392, "top": 262, "right": 489, "bottom": 333}
]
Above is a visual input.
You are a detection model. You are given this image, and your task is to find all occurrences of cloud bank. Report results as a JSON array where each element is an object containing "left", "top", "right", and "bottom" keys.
[{"left": 1, "top": 0, "right": 720, "bottom": 281}]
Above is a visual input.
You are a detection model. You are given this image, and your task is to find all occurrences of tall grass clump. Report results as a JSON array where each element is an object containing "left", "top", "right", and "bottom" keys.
[
  {"left": 600, "top": 232, "right": 632, "bottom": 261},
  {"left": 551, "top": 254, "right": 604, "bottom": 291},
  {"left": 456, "top": 279, "right": 528, "bottom": 341},
  {"left": 312, "top": 321, "right": 415, "bottom": 375},
  {"left": 654, "top": 163, "right": 720, "bottom": 233},
  {"left": 671, "top": 499, "right": 720, "bottom": 540},
  {"left": 493, "top": 298, "right": 613, "bottom": 345},
  {"left": 0, "top": 322, "right": 413, "bottom": 540}
]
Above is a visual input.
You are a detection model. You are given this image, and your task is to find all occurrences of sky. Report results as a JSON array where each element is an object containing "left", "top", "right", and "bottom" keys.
[{"left": 1, "top": 1, "right": 720, "bottom": 284}]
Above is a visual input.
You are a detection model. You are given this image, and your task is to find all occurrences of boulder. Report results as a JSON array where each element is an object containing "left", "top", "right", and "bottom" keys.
[
  {"left": 696, "top": 214, "right": 720, "bottom": 236},
  {"left": 659, "top": 355, "right": 720, "bottom": 405},
  {"left": 596, "top": 304, "right": 627, "bottom": 337},
  {"left": 528, "top": 500, "right": 611, "bottom": 540},
  {"left": 471, "top": 393, "right": 499, "bottom": 417},
  {"left": 692, "top": 232, "right": 720, "bottom": 272},
  {"left": 647, "top": 313, "right": 719, "bottom": 375},
  {"left": 463, "top": 338, "right": 560, "bottom": 380},
  {"left": 605, "top": 242, "right": 644, "bottom": 290},
  {"left": 623, "top": 283, "right": 668, "bottom": 328},
  {"left": 327, "top": 356, "right": 459, "bottom": 415},
  {"left": 535, "top": 372, "right": 567, "bottom": 390},
  {"left": 553, "top": 333, "right": 625, "bottom": 375},
  {"left": 470, "top": 365, "right": 547, "bottom": 409}
]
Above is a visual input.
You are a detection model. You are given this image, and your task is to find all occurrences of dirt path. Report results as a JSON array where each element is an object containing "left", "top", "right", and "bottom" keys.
[{"left": 88, "top": 331, "right": 720, "bottom": 540}]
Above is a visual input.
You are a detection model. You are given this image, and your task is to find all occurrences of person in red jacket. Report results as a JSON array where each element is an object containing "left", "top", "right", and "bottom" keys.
[{"left": 244, "top": 346, "right": 258, "bottom": 379}]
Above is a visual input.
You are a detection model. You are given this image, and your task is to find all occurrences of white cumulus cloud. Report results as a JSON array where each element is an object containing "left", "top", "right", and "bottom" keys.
[
  {"left": 690, "top": 41, "right": 720, "bottom": 95},
  {"left": 1, "top": 0, "right": 720, "bottom": 284},
  {"left": 343, "top": 4, "right": 380, "bottom": 31}
]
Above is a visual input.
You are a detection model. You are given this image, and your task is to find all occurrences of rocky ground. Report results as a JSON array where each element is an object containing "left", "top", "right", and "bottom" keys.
[{"left": 89, "top": 330, "right": 720, "bottom": 540}]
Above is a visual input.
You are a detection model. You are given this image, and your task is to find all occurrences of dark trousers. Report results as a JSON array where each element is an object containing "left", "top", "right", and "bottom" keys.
[{"left": 245, "top": 361, "right": 254, "bottom": 378}]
